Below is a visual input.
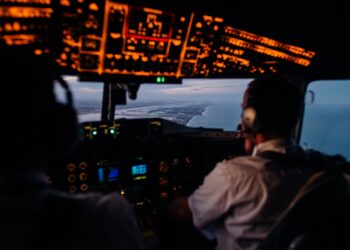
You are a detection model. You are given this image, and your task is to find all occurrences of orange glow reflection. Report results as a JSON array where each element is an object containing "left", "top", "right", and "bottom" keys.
[{"left": 0, "top": 7, "right": 53, "bottom": 18}]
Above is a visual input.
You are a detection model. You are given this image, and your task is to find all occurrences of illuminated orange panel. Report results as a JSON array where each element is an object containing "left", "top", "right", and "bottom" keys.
[
  {"left": 225, "top": 26, "right": 315, "bottom": 59},
  {"left": 2, "top": 34, "right": 38, "bottom": 45},
  {"left": 220, "top": 53, "right": 250, "bottom": 65},
  {"left": 176, "top": 13, "right": 195, "bottom": 78},
  {"left": 60, "top": 0, "right": 70, "bottom": 6},
  {"left": 89, "top": 3, "right": 99, "bottom": 11},
  {"left": 222, "top": 36, "right": 311, "bottom": 66},
  {"left": 0, "top": 7, "right": 53, "bottom": 18},
  {"left": 0, "top": 0, "right": 51, "bottom": 3},
  {"left": 124, "top": 6, "right": 175, "bottom": 42}
]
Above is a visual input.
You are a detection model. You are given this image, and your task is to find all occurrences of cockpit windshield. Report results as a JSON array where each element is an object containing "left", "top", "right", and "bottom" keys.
[
  {"left": 58, "top": 77, "right": 251, "bottom": 131},
  {"left": 300, "top": 80, "right": 350, "bottom": 160},
  {"left": 56, "top": 77, "right": 350, "bottom": 161}
]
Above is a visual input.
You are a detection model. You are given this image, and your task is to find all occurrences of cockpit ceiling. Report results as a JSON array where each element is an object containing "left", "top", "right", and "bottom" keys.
[{"left": 0, "top": 0, "right": 349, "bottom": 81}]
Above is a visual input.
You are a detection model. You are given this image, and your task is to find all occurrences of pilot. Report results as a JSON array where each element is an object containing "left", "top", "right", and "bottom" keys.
[
  {"left": 169, "top": 75, "right": 349, "bottom": 250},
  {"left": 0, "top": 45, "right": 143, "bottom": 250}
]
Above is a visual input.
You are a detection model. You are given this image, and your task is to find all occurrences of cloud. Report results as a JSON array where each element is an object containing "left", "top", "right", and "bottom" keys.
[
  {"left": 160, "top": 86, "right": 223, "bottom": 95},
  {"left": 77, "top": 86, "right": 103, "bottom": 94},
  {"left": 62, "top": 75, "right": 79, "bottom": 83},
  {"left": 160, "top": 80, "right": 249, "bottom": 95}
]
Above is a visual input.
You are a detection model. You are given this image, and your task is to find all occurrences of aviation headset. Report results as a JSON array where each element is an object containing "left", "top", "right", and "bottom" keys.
[
  {"left": 242, "top": 107, "right": 259, "bottom": 133},
  {"left": 241, "top": 93, "right": 263, "bottom": 133}
]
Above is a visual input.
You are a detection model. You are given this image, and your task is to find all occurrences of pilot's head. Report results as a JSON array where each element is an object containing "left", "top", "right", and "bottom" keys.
[
  {"left": 2, "top": 45, "right": 78, "bottom": 174},
  {"left": 241, "top": 75, "right": 302, "bottom": 153}
]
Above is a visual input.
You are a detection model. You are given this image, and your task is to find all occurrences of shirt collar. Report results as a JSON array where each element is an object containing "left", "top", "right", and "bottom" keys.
[{"left": 252, "top": 138, "right": 296, "bottom": 157}]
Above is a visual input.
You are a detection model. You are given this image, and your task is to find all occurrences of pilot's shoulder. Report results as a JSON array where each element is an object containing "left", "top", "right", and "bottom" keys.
[{"left": 215, "top": 156, "right": 268, "bottom": 177}]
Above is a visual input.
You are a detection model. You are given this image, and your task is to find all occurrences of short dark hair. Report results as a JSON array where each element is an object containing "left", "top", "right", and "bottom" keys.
[{"left": 245, "top": 75, "right": 302, "bottom": 135}]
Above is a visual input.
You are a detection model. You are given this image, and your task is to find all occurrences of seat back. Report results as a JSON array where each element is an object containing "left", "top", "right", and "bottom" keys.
[{"left": 258, "top": 173, "right": 350, "bottom": 250}]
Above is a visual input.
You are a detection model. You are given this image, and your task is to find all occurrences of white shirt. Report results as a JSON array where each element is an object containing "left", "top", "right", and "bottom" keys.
[{"left": 188, "top": 139, "right": 312, "bottom": 250}]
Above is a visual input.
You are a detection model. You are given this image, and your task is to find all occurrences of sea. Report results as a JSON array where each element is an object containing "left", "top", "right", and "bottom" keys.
[{"left": 300, "top": 104, "right": 350, "bottom": 160}]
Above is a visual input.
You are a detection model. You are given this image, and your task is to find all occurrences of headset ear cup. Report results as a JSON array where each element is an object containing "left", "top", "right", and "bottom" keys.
[{"left": 242, "top": 107, "right": 257, "bottom": 132}]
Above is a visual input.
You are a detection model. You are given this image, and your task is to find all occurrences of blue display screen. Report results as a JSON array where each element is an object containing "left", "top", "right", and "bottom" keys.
[
  {"left": 131, "top": 164, "right": 147, "bottom": 175},
  {"left": 98, "top": 166, "right": 119, "bottom": 182},
  {"left": 98, "top": 168, "right": 103, "bottom": 182},
  {"left": 108, "top": 167, "right": 119, "bottom": 180}
]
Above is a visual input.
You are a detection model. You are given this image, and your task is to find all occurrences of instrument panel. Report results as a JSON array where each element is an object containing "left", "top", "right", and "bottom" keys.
[
  {"left": 47, "top": 118, "right": 243, "bottom": 249},
  {"left": 1, "top": 0, "right": 316, "bottom": 82},
  {"left": 52, "top": 118, "right": 204, "bottom": 201}
]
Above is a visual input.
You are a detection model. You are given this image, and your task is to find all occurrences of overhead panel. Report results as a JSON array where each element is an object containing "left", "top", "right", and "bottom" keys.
[{"left": 0, "top": 0, "right": 316, "bottom": 82}]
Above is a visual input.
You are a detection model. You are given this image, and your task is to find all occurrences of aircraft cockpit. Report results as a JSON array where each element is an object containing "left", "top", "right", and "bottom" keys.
[{"left": 1, "top": 0, "right": 349, "bottom": 249}]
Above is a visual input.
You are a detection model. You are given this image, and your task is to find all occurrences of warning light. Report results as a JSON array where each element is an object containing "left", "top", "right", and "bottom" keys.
[{"left": 156, "top": 76, "right": 165, "bottom": 83}]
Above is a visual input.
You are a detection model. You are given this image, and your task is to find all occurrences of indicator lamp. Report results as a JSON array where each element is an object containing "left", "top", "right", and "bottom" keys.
[{"left": 156, "top": 76, "right": 165, "bottom": 83}]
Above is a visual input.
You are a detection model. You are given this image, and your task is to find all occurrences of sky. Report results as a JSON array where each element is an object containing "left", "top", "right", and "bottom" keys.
[
  {"left": 306, "top": 80, "right": 350, "bottom": 106},
  {"left": 56, "top": 76, "right": 252, "bottom": 106}
]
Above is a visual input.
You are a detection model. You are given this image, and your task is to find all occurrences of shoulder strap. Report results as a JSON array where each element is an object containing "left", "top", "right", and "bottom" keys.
[
  {"left": 257, "top": 148, "right": 309, "bottom": 171},
  {"left": 257, "top": 150, "right": 297, "bottom": 162},
  {"left": 258, "top": 148, "right": 350, "bottom": 173}
]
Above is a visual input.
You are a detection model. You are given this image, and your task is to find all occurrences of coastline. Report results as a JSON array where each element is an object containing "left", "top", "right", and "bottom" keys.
[
  {"left": 78, "top": 102, "right": 210, "bottom": 125},
  {"left": 186, "top": 105, "right": 211, "bottom": 126}
]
